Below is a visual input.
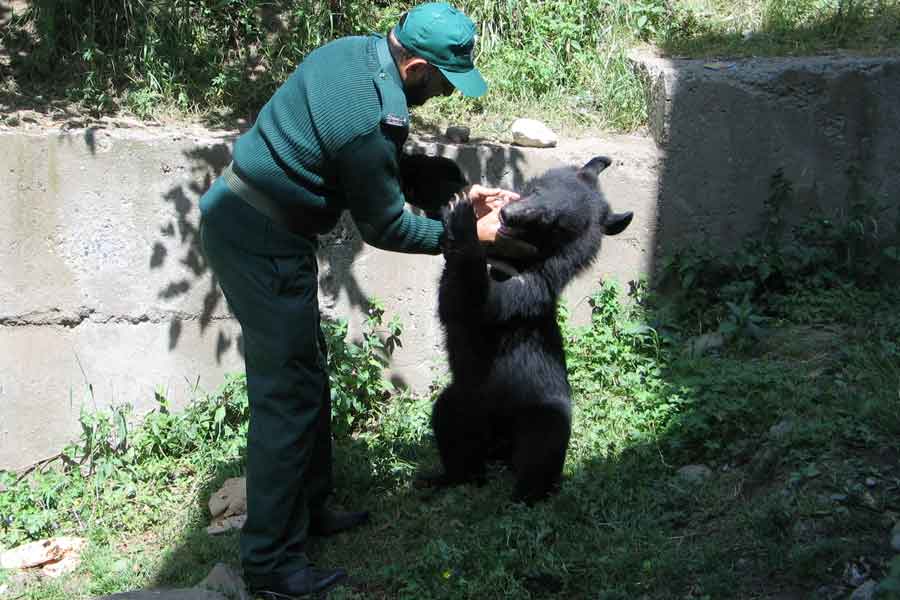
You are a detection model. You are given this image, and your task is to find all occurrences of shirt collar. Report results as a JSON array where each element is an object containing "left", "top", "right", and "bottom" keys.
[{"left": 375, "top": 36, "right": 405, "bottom": 91}]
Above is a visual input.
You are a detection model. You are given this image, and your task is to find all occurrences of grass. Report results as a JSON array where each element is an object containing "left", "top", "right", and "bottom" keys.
[
  {"left": 1, "top": 1, "right": 899, "bottom": 137},
  {"left": 2, "top": 254, "right": 899, "bottom": 598}
]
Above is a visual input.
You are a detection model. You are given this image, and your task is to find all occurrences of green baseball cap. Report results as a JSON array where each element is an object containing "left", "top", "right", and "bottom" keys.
[{"left": 393, "top": 2, "right": 487, "bottom": 98}]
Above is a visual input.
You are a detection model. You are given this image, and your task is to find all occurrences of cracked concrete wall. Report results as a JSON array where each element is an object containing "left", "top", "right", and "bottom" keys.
[
  {"left": 1, "top": 126, "right": 655, "bottom": 470},
  {"left": 631, "top": 52, "right": 900, "bottom": 255}
]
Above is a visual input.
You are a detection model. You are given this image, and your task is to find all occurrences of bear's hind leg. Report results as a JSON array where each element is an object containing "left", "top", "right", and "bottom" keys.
[
  {"left": 510, "top": 405, "right": 571, "bottom": 504},
  {"left": 429, "top": 384, "right": 489, "bottom": 486}
]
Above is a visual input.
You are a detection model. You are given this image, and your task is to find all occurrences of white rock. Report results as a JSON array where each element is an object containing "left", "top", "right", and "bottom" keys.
[
  {"left": 208, "top": 477, "right": 246, "bottom": 519},
  {"left": 0, "top": 536, "right": 86, "bottom": 571},
  {"left": 511, "top": 118, "right": 558, "bottom": 148}
]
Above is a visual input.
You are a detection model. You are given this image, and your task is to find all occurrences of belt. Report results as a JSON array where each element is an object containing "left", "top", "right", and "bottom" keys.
[{"left": 221, "top": 161, "right": 318, "bottom": 238}]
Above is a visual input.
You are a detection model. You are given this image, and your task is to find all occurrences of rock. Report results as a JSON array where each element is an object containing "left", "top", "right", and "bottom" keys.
[
  {"left": 445, "top": 125, "right": 470, "bottom": 143},
  {"left": 95, "top": 563, "right": 247, "bottom": 599},
  {"left": 206, "top": 514, "right": 247, "bottom": 536},
  {"left": 208, "top": 477, "right": 246, "bottom": 520},
  {"left": 676, "top": 464, "right": 713, "bottom": 484},
  {"left": 510, "top": 118, "right": 558, "bottom": 148},
  {"left": 683, "top": 332, "right": 724, "bottom": 358},
  {"left": 207, "top": 477, "right": 248, "bottom": 535},
  {"left": 891, "top": 522, "right": 900, "bottom": 552},
  {"left": 865, "top": 477, "right": 877, "bottom": 488},
  {"left": 198, "top": 563, "right": 250, "bottom": 600},
  {"left": 0, "top": 536, "right": 86, "bottom": 574},
  {"left": 849, "top": 580, "right": 877, "bottom": 600},
  {"left": 768, "top": 418, "right": 795, "bottom": 439}
]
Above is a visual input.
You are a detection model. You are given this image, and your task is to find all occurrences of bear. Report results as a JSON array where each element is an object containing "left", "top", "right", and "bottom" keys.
[{"left": 426, "top": 156, "right": 633, "bottom": 504}]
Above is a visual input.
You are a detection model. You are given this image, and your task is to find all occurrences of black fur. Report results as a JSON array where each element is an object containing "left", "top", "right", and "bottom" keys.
[{"left": 430, "top": 156, "right": 633, "bottom": 504}]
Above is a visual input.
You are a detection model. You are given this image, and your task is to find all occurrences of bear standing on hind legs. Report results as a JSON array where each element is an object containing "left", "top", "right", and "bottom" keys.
[{"left": 428, "top": 156, "right": 633, "bottom": 504}]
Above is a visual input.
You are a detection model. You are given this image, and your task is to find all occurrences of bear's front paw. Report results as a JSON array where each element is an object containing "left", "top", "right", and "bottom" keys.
[{"left": 442, "top": 196, "right": 478, "bottom": 250}]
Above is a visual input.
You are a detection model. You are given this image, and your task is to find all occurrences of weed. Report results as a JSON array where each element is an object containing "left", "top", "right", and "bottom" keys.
[{"left": 324, "top": 298, "right": 403, "bottom": 438}]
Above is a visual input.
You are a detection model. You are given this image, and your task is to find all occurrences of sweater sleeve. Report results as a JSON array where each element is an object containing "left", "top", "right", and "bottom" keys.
[{"left": 333, "top": 127, "right": 445, "bottom": 254}]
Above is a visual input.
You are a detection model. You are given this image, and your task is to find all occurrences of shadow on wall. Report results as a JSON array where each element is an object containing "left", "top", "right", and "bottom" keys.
[
  {"left": 146, "top": 144, "right": 242, "bottom": 365},
  {"left": 145, "top": 131, "right": 531, "bottom": 375}
]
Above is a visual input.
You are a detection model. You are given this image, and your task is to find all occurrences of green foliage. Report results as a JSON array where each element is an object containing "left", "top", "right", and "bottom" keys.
[
  {"left": 4, "top": 0, "right": 899, "bottom": 133},
  {"left": 660, "top": 0, "right": 900, "bottom": 57},
  {"left": 657, "top": 166, "right": 899, "bottom": 337},
  {"left": 4, "top": 271, "right": 900, "bottom": 599},
  {"left": 0, "top": 375, "right": 248, "bottom": 549},
  {"left": 324, "top": 299, "right": 403, "bottom": 438}
]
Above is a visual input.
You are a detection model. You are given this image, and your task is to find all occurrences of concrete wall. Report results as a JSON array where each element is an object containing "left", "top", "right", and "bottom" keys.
[
  {"left": 0, "top": 125, "right": 656, "bottom": 470},
  {"left": 630, "top": 51, "right": 900, "bottom": 256}
]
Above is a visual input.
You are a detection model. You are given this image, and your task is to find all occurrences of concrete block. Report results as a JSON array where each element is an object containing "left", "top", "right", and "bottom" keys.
[{"left": 630, "top": 50, "right": 900, "bottom": 255}]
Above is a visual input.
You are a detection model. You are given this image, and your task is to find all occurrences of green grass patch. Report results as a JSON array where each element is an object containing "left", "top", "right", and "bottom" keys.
[{"left": 4, "top": 1, "right": 897, "bottom": 137}]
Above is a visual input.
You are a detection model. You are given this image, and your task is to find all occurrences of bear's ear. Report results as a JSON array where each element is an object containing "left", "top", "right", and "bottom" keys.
[
  {"left": 604, "top": 211, "right": 633, "bottom": 236},
  {"left": 576, "top": 156, "right": 612, "bottom": 186}
]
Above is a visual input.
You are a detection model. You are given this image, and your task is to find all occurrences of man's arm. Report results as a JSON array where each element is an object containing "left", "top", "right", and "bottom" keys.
[{"left": 333, "top": 128, "right": 446, "bottom": 254}]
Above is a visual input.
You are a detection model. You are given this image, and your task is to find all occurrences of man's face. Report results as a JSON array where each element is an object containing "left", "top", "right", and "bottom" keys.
[{"left": 405, "top": 65, "right": 455, "bottom": 107}]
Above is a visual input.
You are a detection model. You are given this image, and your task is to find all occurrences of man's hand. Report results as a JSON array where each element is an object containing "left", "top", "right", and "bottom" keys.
[
  {"left": 468, "top": 184, "right": 519, "bottom": 219},
  {"left": 467, "top": 184, "right": 519, "bottom": 243}
]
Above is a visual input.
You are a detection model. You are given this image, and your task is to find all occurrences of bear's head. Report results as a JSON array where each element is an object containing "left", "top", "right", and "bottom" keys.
[{"left": 489, "top": 156, "right": 632, "bottom": 270}]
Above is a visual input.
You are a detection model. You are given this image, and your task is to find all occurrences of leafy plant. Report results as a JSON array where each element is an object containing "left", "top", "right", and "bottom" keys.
[{"left": 323, "top": 299, "right": 403, "bottom": 438}]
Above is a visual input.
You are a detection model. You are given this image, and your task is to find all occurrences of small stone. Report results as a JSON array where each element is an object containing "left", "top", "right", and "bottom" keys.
[
  {"left": 865, "top": 477, "right": 877, "bottom": 488},
  {"left": 4, "top": 114, "right": 20, "bottom": 127},
  {"left": 198, "top": 563, "right": 250, "bottom": 600},
  {"left": 676, "top": 464, "right": 713, "bottom": 484},
  {"left": 445, "top": 125, "right": 470, "bottom": 143},
  {"left": 849, "top": 580, "right": 877, "bottom": 600},
  {"left": 208, "top": 477, "right": 246, "bottom": 519},
  {"left": 510, "top": 118, "right": 558, "bottom": 148},
  {"left": 768, "top": 418, "right": 795, "bottom": 439}
]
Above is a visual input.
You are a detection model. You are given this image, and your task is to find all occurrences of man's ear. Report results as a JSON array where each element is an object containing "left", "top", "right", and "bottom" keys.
[{"left": 399, "top": 57, "right": 430, "bottom": 82}]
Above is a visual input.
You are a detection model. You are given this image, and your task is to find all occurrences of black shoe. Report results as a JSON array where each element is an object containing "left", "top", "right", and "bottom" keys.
[
  {"left": 309, "top": 508, "right": 369, "bottom": 537},
  {"left": 248, "top": 566, "right": 347, "bottom": 598}
]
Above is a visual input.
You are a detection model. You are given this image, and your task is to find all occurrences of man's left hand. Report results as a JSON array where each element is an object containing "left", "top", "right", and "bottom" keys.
[{"left": 467, "top": 184, "right": 520, "bottom": 219}]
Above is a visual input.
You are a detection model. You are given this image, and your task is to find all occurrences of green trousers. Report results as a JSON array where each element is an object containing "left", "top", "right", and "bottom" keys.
[{"left": 199, "top": 177, "right": 333, "bottom": 580}]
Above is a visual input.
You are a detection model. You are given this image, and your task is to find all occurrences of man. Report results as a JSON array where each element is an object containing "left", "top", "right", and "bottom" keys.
[{"left": 199, "top": 3, "right": 518, "bottom": 598}]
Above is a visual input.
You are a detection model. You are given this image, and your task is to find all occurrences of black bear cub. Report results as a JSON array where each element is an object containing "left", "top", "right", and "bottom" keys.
[{"left": 430, "top": 156, "right": 633, "bottom": 504}]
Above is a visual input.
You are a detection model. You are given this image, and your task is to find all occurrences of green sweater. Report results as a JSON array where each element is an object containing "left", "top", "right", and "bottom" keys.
[{"left": 231, "top": 34, "right": 445, "bottom": 254}]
